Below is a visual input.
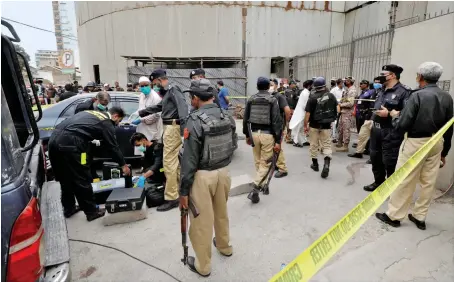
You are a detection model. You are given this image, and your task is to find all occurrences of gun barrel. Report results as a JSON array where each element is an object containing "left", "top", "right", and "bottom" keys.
[{"left": 247, "top": 122, "right": 255, "bottom": 147}]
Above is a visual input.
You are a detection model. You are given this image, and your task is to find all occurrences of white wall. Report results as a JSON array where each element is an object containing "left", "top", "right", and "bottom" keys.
[{"left": 391, "top": 13, "right": 454, "bottom": 190}]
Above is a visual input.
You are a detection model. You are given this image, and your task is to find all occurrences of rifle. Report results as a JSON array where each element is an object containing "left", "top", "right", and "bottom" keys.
[
  {"left": 181, "top": 200, "right": 199, "bottom": 265},
  {"left": 246, "top": 122, "right": 255, "bottom": 147}
]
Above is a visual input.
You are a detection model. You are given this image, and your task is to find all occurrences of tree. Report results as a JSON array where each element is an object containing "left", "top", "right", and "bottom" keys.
[{"left": 13, "top": 43, "right": 30, "bottom": 71}]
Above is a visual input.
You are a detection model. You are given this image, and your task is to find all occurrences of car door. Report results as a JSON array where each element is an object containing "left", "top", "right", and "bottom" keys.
[{"left": 113, "top": 97, "right": 139, "bottom": 158}]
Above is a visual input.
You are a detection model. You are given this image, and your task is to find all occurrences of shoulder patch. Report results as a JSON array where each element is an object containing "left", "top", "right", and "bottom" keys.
[
  {"left": 184, "top": 128, "right": 190, "bottom": 139},
  {"left": 401, "top": 84, "right": 412, "bottom": 90}
]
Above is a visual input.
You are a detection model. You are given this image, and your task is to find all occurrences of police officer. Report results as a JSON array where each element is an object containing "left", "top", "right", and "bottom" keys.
[
  {"left": 364, "top": 64, "right": 412, "bottom": 192},
  {"left": 284, "top": 80, "right": 299, "bottom": 143},
  {"left": 303, "top": 77, "right": 338, "bottom": 178},
  {"left": 138, "top": 69, "right": 189, "bottom": 211},
  {"left": 243, "top": 77, "right": 283, "bottom": 204},
  {"left": 75, "top": 91, "right": 110, "bottom": 114},
  {"left": 270, "top": 78, "right": 290, "bottom": 178},
  {"left": 48, "top": 107, "right": 130, "bottom": 221},
  {"left": 376, "top": 62, "right": 453, "bottom": 229},
  {"left": 189, "top": 68, "right": 221, "bottom": 108},
  {"left": 179, "top": 79, "right": 235, "bottom": 277}
]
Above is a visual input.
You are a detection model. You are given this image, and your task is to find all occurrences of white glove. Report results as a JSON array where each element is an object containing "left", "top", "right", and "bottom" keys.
[{"left": 91, "top": 139, "right": 101, "bottom": 146}]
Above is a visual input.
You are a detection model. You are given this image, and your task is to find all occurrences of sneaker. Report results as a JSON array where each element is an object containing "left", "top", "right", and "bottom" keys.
[
  {"left": 375, "top": 213, "right": 400, "bottom": 227},
  {"left": 274, "top": 171, "right": 288, "bottom": 178},
  {"left": 157, "top": 199, "right": 179, "bottom": 212},
  {"left": 408, "top": 214, "right": 426, "bottom": 230}
]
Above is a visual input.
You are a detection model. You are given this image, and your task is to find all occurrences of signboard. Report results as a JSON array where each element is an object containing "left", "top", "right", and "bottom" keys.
[
  {"left": 61, "top": 68, "right": 75, "bottom": 74},
  {"left": 59, "top": 50, "right": 74, "bottom": 69}
]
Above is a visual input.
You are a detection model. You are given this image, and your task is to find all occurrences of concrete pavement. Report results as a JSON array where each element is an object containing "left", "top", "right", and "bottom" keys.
[{"left": 67, "top": 138, "right": 454, "bottom": 282}]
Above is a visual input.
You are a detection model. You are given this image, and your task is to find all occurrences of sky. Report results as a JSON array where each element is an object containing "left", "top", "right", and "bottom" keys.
[{"left": 1, "top": 1, "right": 78, "bottom": 67}]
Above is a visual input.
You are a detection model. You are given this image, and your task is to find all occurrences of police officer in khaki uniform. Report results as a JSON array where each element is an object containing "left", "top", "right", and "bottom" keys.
[
  {"left": 179, "top": 79, "right": 236, "bottom": 277},
  {"left": 336, "top": 76, "right": 357, "bottom": 152},
  {"left": 243, "top": 77, "right": 283, "bottom": 204},
  {"left": 139, "top": 69, "right": 189, "bottom": 211},
  {"left": 303, "top": 77, "right": 338, "bottom": 178},
  {"left": 376, "top": 62, "right": 453, "bottom": 230}
]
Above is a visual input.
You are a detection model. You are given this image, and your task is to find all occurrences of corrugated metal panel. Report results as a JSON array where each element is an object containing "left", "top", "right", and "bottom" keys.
[
  {"left": 343, "top": 1, "right": 390, "bottom": 41},
  {"left": 426, "top": 1, "right": 454, "bottom": 15},
  {"left": 344, "top": 1, "right": 368, "bottom": 11}
]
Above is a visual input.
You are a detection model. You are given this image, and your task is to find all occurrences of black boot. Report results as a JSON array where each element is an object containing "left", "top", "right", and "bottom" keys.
[
  {"left": 64, "top": 205, "right": 81, "bottom": 218},
  {"left": 247, "top": 185, "right": 260, "bottom": 204},
  {"left": 310, "top": 158, "right": 319, "bottom": 172},
  {"left": 157, "top": 199, "right": 179, "bottom": 212},
  {"left": 348, "top": 152, "right": 363, "bottom": 159},
  {"left": 363, "top": 182, "right": 379, "bottom": 192},
  {"left": 86, "top": 208, "right": 106, "bottom": 222},
  {"left": 321, "top": 157, "right": 330, "bottom": 179}
]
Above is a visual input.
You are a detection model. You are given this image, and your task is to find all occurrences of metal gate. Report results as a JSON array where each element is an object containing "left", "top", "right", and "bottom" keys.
[
  {"left": 295, "top": 29, "right": 393, "bottom": 82},
  {"left": 127, "top": 66, "right": 247, "bottom": 106}
]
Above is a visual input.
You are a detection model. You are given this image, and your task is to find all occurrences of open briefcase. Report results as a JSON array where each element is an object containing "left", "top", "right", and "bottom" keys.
[{"left": 105, "top": 188, "right": 145, "bottom": 214}]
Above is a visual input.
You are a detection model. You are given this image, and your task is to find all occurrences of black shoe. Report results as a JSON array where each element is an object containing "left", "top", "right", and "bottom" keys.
[
  {"left": 408, "top": 214, "right": 426, "bottom": 230},
  {"left": 375, "top": 213, "right": 400, "bottom": 227},
  {"left": 366, "top": 159, "right": 372, "bottom": 164},
  {"left": 332, "top": 139, "right": 338, "bottom": 144},
  {"left": 293, "top": 143, "right": 303, "bottom": 147},
  {"left": 64, "top": 206, "right": 81, "bottom": 218},
  {"left": 364, "top": 182, "right": 379, "bottom": 192},
  {"left": 348, "top": 153, "right": 363, "bottom": 159},
  {"left": 321, "top": 157, "right": 330, "bottom": 179},
  {"left": 86, "top": 209, "right": 106, "bottom": 222},
  {"left": 213, "top": 238, "right": 232, "bottom": 257},
  {"left": 187, "top": 256, "right": 210, "bottom": 277},
  {"left": 157, "top": 199, "right": 179, "bottom": 212},
  {"left": 352, "top": 143, "right": 358, "bottom": 148},
  {"left": 303, "top": 142, "right": 310, "bottom": 146},
  {"left": 311, "top": 158, "right": 319, "bottom": 172},
  {"left": 247, "top": 187, "right": 260, "bottom": 204},
  {"left": 363, "top": 150, "right": 370, "bottom": 155},
  {"left": 274, "top": 171, "right": 288, "bottom": 178}
]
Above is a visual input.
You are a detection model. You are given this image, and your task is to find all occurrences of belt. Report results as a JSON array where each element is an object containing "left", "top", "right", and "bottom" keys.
[
  {"left": 163, "top": 119, "right": 180, "bottom": 125},
  {"left": 408, "top": 133, "right": 433, "bottom": 138},
  {"left": 373, "top": 122, "right": 393, "bottom": 129},
  {"left": 252, "top": 129, "right": 272, "bottom": 134}
]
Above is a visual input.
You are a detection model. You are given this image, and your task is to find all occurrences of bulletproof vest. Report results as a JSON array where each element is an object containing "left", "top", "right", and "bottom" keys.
[
  {"left": 313, "top": 92, "right": 336, "bottom": 124},
  {"left": 248, "top": 95, "right": 276, "bottom": 125},
  {"left": 196, "top": 111, "right": 233, "bottom": 169}
]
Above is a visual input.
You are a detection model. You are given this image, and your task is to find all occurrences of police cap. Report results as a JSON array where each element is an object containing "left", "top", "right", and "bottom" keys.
[
  {"left": 257, "top": 77, "right": 270, "bottom": 87},
  {"left": 189, "top": 68, "right": 205, "bottom": 79},
  {"left": 86, "top": 81, "right": 96, "bottom": 87},
  {"left": 183, "top": 78, "right": 215, "bottom": 98},
  {"left": 360, "top": 79, "right": 369, "bottom": 85},
  {"left": 382, "top": 64, "right": 403, "bottom": 74},
  {"left": 345, "top": 76, "right": 355, "bottom": 82},
  {"left": 289, "top": 80, "right": 297, "bottom": 85},
  {"left": 149, "top": 69, "right": 167, "bottom": 81}
]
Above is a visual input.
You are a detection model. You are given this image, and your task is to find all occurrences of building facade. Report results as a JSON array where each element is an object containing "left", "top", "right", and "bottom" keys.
[
  {"left": 52, "top": 1, "right": 79, "bottom": 67},
  {"left": 35, "top": 50, "right": 59, "bottom": 69}
]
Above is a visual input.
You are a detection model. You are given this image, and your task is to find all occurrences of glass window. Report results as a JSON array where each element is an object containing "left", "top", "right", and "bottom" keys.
[{"left": 117, "top": 99, "right": 139, "bottom": 122}]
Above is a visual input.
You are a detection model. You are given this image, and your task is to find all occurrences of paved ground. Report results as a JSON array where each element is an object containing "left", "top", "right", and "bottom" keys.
[{"left": 67, "top": 126, "right": 454, "bottom": 282}]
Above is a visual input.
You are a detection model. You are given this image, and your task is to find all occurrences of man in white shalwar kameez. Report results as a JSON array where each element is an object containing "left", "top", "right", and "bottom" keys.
[{"left": 289, "top": 80, "right": 312, "bottom": 146}]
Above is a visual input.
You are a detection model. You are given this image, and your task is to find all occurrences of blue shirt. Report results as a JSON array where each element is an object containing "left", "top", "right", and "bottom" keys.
[{"left": 218, "top": 87, "right": 229, "bottom": 110}]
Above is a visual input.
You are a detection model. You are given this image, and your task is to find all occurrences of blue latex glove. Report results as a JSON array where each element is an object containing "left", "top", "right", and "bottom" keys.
[
  {"left": 131, "top": 118, "right": 141, "bottom": 125},
  {"left": 135, "top": 175, "right": 146, "bottom": 188}
]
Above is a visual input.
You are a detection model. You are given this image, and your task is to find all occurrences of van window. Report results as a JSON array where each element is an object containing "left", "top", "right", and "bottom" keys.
[{"left": 1, "top": 91, "right": 25, "bottom": 186}]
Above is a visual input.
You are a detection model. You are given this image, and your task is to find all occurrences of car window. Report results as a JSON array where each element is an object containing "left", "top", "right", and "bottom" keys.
[
  {"left": 117, "top": 99, "right": 139, "bottom": 121},
  {"left": 59, "top": 98, "right": 112, "bottom": 118}
]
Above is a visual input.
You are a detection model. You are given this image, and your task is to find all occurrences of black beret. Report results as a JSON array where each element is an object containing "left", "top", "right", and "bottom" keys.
[
  {"left": 189, "top": 68, "right": 205, "bottom": 79},
  {"left": 382, "top": 64, "right": 403, "bottom": 74},
  {"left": 360, "top": 79, "right": 369, "bottom": 85},
  {"left": 183, "top": 78, "right": 215, "bottom": 98},
  {"left": 149, "top": 69, "right": 167, "bottom": 81},
  {"left": 257, "top": 77, "right": 270, "bottom": 86}
]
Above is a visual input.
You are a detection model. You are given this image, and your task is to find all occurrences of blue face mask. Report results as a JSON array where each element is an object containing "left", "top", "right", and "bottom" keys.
[
  {"left": 373, "top": 83, "right": 382, "bottom": 89},
  {"left": 153, "top": 86, "right": 160, "bottom": 93},
  {"left": 141, "top": 86, "right": 151, "bottom": 95},
  {"left": 138, "top": 145, "right": 146, "bottom": 153},
  {"left": 97, "top": 104, "right": 107, "bottom": 111}
]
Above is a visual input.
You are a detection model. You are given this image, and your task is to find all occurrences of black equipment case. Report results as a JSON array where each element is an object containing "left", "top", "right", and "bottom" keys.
[{"left": 105, "top": 188, "right": 145, "bottom": 213}]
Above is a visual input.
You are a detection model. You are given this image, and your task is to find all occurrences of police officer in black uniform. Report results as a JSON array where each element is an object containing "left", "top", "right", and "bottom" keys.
[
  {"left": 179, "top": 79, "right": 236, "bottom": 277},
  {"left": 189, "top": 68, "right": 221, "bottom": 108},
  {"left": 48, "top": 107, "right": 131, "bottom": 221},
  {"left": 364, "top": 64, "right": 412, "bottom": 192}
]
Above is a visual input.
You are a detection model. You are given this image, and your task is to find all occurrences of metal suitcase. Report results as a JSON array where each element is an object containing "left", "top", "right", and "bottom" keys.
[{"left": 105, "top": 188, "right": 145, "bottom": 214}]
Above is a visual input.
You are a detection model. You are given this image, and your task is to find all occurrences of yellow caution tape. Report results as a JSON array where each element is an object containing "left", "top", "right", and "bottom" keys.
[
  {"left": 230, "top": 96, "right": 248, "bottom": 99},
  {"left": 270, "top": 117, "right": 454, "bottom": 282}
]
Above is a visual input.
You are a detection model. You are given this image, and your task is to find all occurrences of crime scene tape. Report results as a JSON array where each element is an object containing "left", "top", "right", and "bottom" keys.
[
  {"left": 230, "top": 96, "right": 248, "bottom": 99},
  {"left": 270, "top": 117, "right": 454, "bottom": 282}
]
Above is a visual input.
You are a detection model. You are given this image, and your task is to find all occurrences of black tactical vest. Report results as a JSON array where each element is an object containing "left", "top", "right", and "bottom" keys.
[
  {"left": 313, "top": 92, "right": 336, "bottom": 124},
  {"left": 197, "top": 111, "right": 233, "bottom": 170},
  {"left": 248, "top": 95, "right": 276, "bottom": 125}
]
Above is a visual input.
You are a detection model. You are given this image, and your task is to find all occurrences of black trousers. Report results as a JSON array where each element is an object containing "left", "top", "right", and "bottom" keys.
[
  {"left": 369, "top": 125, "right": 403, "bottom": 185},
  {"left": 48, "top": 134, "right": 97, "bottom": 215},
  {"left": 356, "top": 115, "right": 366, "bottom": 134}
]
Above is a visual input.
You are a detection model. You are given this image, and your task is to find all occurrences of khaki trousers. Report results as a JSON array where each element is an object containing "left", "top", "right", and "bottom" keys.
[
  {"left": 356, "top": 120, "right": 372, "bottom": 153},
  {"left": 163, "top": 124, "right": 182, "bottom": 201},
  {"left": 252, "top": 132, "right": 275, "bottom": 187},
  {"left": 276, "top": 147, "right": 288, "bottom": 173},
  {"left": 387, "top": 137, "right": 443, "bottom": 221},
  {"left": 189, "top": 168, "right": 232, "bottom": 275},
  {"left": 308, "top": 127, "right": 332, "bottom": 159}
]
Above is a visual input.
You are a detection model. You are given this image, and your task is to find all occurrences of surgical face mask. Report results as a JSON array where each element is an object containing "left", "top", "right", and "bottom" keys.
[
  {"left": 78, "top": 89, "right": 83, "bottom": 94},
  {"left": 153, "top": 86, "right": 160, "bottom": 93},
  {"left": 97, "top": 104, "right": 107, "bottom": 111},
  {"left": 140, "top": 85, "right": 151, "bottom": 95},
  {"left": 373, "top": 83, "right": 382, "bottom": 89},
  {"left": 138, "top": 145, "right": 146, "bottom": 153},
  {"left": 378, "top": 74, "right": 392, "bottom": 85}
]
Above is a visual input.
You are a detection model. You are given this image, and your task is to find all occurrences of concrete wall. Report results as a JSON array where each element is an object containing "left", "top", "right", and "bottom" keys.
[
  {"left": 76, "top": 1, "right": 345, "bottom": 89},
  {"left": 391, "top": 13, "right": 454, "bottom": 190}
]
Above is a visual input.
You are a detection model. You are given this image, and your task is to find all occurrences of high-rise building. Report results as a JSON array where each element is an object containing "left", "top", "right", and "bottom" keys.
[
  {"left": 35, "top": 50, "right": 59, "bottom": 69},
  {"left": 52, "top": 1, "right": 79, "bottom": 67}
]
